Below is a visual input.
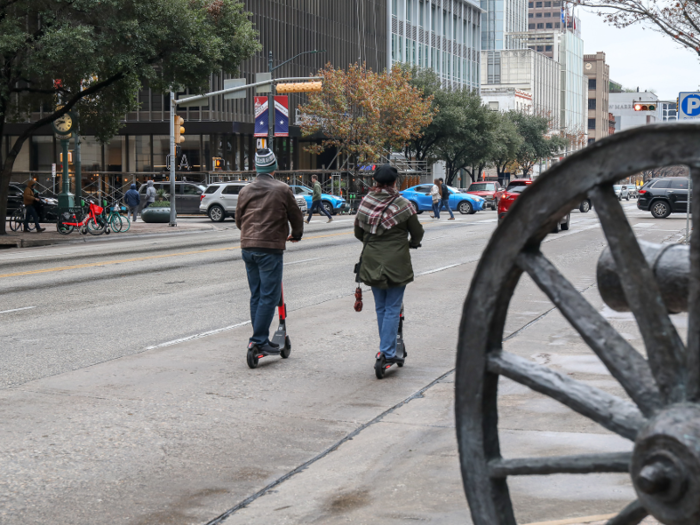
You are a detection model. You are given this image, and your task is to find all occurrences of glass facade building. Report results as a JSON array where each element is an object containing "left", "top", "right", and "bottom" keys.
[
  {"left": 481, "top": 0, "right": 527, "bottom": 51},
  {"left": 389, "top": 0, "right": 483, "bottom": 91}
]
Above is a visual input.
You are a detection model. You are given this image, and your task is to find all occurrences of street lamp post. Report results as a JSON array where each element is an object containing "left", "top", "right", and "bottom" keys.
[{"left": 267, "top": 49, "right": 325, "bottom": 151}]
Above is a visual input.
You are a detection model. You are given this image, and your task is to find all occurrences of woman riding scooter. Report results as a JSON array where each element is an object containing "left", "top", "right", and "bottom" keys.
[{"left": 354, "top": 164, "right": 424, "bottom": 377}]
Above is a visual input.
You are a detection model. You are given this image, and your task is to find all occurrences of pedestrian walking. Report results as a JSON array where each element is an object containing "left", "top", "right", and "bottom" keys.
[
  {"left": 22, "top": 180, "right": 45, "bottom": 232},
  {"left": 354, "top": 164, "right": 424, "bottom": 365},
  {"left": 236, "top": 148, "right": 304, "bottom": 353},
  {"left": 430, "top": 178, "right": 441, "bottom": 219},
  {"left": 124, "top": 183, "right": 140, "bottom": 223},
  {"left": 306, "top": 174, "right": 333, "bottom": 224},
  {"left": 439, "top": 178, "right": 455, "bottom": 220},
  {"left": 143, "top": 180, "right": 156, "bottom": 211}
]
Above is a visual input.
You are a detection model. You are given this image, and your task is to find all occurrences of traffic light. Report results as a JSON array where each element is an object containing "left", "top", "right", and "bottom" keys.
[
  {"left": 275, "top": 81, "right": 323, "bottom": 94},
  {"left": 633, "top": 102, "right": 657, "bottom": 111},
  {"left": 174, "top": 116, "right": 185, "bottom": 144}
]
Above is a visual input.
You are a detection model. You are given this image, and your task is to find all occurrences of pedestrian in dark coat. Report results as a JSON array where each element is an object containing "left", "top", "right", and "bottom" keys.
[{"left": 124, "top": 183, "right": 140, "bottom": 223}]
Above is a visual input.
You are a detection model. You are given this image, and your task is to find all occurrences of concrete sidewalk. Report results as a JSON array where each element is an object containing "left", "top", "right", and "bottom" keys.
[
  {"left": 0, "top": 232, "right": 661, "bottom": 524},
  {"left": 0, "top": 219, "right": 216, "bottom": 248}
]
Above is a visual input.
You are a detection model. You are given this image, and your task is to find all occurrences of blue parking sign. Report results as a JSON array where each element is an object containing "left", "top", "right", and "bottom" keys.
[{"left": 679, "top": 92, "right": 700, "bottom": 119}]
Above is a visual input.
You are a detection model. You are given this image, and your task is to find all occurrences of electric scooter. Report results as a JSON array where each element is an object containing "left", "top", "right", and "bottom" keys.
[
  {"left": 374, "top": 304, "right": 407, "bottom": 379},
  {"left": 246, "top": 285, "right": 291, "bottom": 369}
]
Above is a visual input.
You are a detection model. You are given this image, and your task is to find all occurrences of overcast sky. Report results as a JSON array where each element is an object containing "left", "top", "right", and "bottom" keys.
[{"left": 577, "top": 7, "right": 700, "bottom": 100}]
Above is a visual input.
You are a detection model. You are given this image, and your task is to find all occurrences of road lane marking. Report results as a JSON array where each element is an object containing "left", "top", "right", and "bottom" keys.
[
  {"left": 0, "top": 230, "right": 355, "bottom": 280},
  {"left": 0, "top": 306, "right": 35, "bottom": 315},
  {"left": 417, "top": 263, "right": 461, "bottom": 276},
  {"left": 145, "top": 321, "right": 251, "bottom": 350},
  {"left": 284, "top": 257, "right": 325, "bottom": 266},
  {"left": 524, "top": 515, "right": 616, "bottom": 525}
]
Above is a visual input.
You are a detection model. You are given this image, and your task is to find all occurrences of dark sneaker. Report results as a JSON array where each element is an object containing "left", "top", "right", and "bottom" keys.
[
  {"left": 257, "top": 342, "right": 281, "bottom": 354},
  {"left": 36, "top": 227, "right": 46, "bottom": 232},
  {"left": 267, "top": 339, "right": 279, "bottom": 348}
]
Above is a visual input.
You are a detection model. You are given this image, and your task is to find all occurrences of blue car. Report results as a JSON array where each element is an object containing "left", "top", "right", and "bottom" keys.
[
  {"left": 401, "top": 184, "right": 485, "bottom": 215},
  {"left": 289, "top": 185, "right": 349, "bottom": 215}
]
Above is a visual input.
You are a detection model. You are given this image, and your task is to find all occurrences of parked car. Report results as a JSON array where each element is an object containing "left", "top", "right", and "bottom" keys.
[
  {"left": 7, "top": 183, "right": 59, "bottom": 222},
  {"left": 613, "top": 185, "right": 630, "bottom": 201},
  {"left": 627, "top": 186, "right": 638, "bottom": 199},
  {"left": 199, "top": 181, "right": 307, "bottom": 222},
  {"left": 578, "top": 198, "right": 593, "bottom": 213},
  {"left": 465, "top": 181, "right": 504, "bottom": 210},
  {"left": 637, "top": 177, "right": 690, "bottom": 219},
  {"left": 401, "top": 184, "right": 485, "bottom": 214},
  {"left": 498, "top": 181, "right": 570, "bottom": 232},
  {"left": 289, "top": 185, "right": 349, "bottom": 215},
  {"left": 138, "top": 181, "right": 206, "bottom": 214}
]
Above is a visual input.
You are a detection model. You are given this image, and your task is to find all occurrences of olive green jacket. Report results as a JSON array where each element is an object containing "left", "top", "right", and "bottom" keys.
[
  {"left": 354, "top": 214, "right": 424, "bottom": 289},
  {"left": 312, "top": 181, "right": 322, "bottom": 202}
]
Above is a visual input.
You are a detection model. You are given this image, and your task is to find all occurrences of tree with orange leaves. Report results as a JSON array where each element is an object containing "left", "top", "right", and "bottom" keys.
[{"left": 298, "top": 63, "right": 436, "bottom": 170}]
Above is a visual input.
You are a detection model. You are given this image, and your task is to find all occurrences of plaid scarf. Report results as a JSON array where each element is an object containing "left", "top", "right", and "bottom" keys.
[{"left": 356, "top": 188, "right": 417, "bottom": 235}]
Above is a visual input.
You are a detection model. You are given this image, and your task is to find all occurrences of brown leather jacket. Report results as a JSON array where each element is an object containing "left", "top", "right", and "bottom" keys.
[
  {"left": 23, "top": 181, "right": 37, "bottom": 206},
  {"left": 235, "top": 174, "right": 304, "bottom": 250}
]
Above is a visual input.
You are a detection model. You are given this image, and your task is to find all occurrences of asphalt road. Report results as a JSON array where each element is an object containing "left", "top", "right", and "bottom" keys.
[{"left": 0, "top": 200, "right": 688, "bottom": 524}]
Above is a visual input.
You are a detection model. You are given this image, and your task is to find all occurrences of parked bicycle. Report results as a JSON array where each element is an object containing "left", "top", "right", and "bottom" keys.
[
  {"left": 104, "top": 200, "right": 130, "bottom": 233},
  {"left": 56, "top": 199, "right": 111, "bottom": 236},
  {"left": 8, "top": 204, "right": 36, "bottom": 232}
]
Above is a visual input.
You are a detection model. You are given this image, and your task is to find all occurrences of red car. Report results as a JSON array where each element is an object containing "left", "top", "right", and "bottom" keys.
[
  {"left": 498, "top": 179, "right": 571, "bottom": 231},
  {"left": 466, "top": 181, "right": 504, "bottom": 210}
]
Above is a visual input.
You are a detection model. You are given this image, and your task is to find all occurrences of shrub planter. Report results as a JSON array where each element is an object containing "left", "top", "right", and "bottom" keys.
[{"left": 141, "top": 207, "right": 170, "bottom": 223}]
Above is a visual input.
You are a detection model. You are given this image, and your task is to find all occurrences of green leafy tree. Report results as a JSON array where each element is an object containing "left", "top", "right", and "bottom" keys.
[
  {"left": 488, "top": 112, "right": 524, "bottom": 181},
  {"left": 403, "top": 66, "right": 448, "bottom": 164},
  {"left": 0, "top": 0, "right": 260, "bottom": 234},
  {"left": 511, "top": 113, "right": 566, "bottom": 178},
  {"left": 432, "top": 88, "right": 496, "bottom": 185}
]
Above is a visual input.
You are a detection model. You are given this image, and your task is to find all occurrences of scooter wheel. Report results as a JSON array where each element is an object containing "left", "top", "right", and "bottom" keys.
[
  {"left": 246, "top": 349, "right": 259, "bottom": 369},
  {"left": 374, "top": 354, "right": 386, "bottom": 379},
  {"left": 280, "top": 335, "right": 291, "bottom": 359}
]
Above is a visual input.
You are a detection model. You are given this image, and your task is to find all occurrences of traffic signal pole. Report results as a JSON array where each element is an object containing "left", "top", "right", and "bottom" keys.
[
  {"left": 170, "top": 91, "right": 176, "bottom": 227},
  {"left": 268, "top": 51, "right": 275, "bottom": 151}
]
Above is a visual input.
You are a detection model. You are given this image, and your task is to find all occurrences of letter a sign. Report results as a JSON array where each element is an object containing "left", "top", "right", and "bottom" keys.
[{"left": 679, "top": 92, "right": 700, "bottom": 120}]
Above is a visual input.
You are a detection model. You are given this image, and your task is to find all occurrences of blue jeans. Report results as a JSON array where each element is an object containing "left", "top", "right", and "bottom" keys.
[
  {"left": 440, "top": 199, "right": 454, "bottom": 218},
  {"left": 242, "top": 250, "right": 284, "bottom": 346},
  {"left": 308, "top": 200, "right": 332, "bottom": 220},
  {"left": 431, "top": 201, "right": 440, "bottom": 218},
  {"left": 371, "top": 286, "right": 406, "bottom": 359}
]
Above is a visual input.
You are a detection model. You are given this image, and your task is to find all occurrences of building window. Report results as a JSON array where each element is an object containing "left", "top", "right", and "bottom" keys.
[
  {"left": 535, "top": 1, "right": 543, "bottom": 6},
  {"left": 545, "top": 22, "right": 552, "bottom": 28},
  {"left": 392, "top": 0, "right": 397, "bottom": 16},
  {"left": 545, "top": 1, "right": 552, "bottom": 5},
  {"left": 407, "top": 0, "right": 413, "bottom": 22},
  {"left": 554, "top": 22, "right": 560, "bottom": 27},
  {"left": 537, "top": 45, "right": 544, "bottom": 51},
  {"left": 536, "top": 12, "right": 542, "bottom": 17},
  {"left": 529, "top": 23, "right": 535, "bottom": 29},
  {"left": 553, "top": 1, "right": 561, "bottom": 5},
  {"left": 589, "top": 78, "right": 597, "bottom": 89},
  {"left": 489, "top": 101, "right": 499, "bottom": 110},
  {"left": 544, "top": 12, "right": 551, "bottom": 17},
  {"left": 528, "top": 13, "right": 533, "bottom": 17},
  {"left": 588, "top": 99, "right": 597, "bottom": 110},
  {"left": 537, "top": 23, "right": 544, "bottom": 28},
  {"left": 588, "top": 119, "right": 596, "bottom": 129},
  {"left": 529, "top": 1, "right": 533, "bottom": 5},
  {"left": 545, "top": 45, "right": 552, "bottom": 51}
]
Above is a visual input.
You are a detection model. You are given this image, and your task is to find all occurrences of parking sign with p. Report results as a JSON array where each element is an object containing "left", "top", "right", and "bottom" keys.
[{"left": 679, "top": 92, "right": 700, "bottom": 120}]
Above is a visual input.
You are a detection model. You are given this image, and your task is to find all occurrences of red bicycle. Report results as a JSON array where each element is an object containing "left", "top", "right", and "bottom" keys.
[{"left": 56, "top": 199, "right": 111, "bottom": 236}]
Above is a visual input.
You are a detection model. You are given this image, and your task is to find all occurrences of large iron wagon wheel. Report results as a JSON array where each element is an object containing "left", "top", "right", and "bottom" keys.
[{"left": 456, "top": 124, "right": 700, "bottom": 525}]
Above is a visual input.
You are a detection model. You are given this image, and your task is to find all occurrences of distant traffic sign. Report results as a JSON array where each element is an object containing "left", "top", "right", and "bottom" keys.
[{"left": 678, "top": 92, "right": 700, "bottom": 120}]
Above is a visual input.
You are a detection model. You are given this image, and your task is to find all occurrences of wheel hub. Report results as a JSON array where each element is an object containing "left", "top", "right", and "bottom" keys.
[{"left": 632, "top": 404, "right": 700, "bottom": 525}]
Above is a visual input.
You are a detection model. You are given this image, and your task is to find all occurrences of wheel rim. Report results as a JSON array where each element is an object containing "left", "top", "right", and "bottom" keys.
[
  {"left": 582, "top": 201, "right": 590, "bottom": 212},
  {"left": 460, "top": 202, "right": 471, "bottom": 214},
  {"left": 456, "top": 124, "right": 700, "bottom": 525},
  {"left": 210, "top": 206, "right": 223, "bottom": 221},
  {"left": 653, "top": 202, "right": 667, "bottom": 216}
]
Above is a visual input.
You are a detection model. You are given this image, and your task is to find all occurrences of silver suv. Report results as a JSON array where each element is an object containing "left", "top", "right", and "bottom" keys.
[{"left": 200, "top": 182, "right": 308, "bottom": 222}]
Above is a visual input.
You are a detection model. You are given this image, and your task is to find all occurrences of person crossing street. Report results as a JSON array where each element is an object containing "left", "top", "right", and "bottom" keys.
[
  {"left": 236, "top": 149, "right": 304, "bottom": 353},
  {"left": 306, "top": 175, "right": 333, "bottom": 224},
  {"left": 439, "top": 178, "right": 455, "bottom": 220}
]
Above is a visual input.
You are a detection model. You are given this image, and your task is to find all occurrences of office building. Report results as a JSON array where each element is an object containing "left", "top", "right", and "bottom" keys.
[
  {"left": 481, "top": 48, "right": 559, "bottom": 118},
  {"left": 5, "top": 1, "right": 389, "bottom": 191},
  {"left": 584, "top": 52, "right": 610, "bottom": 143},
  {"left": 389, "top": 0, "right": 483, "bottom": 91},
  {"left": 481, "top": 0, "right": 528, "bottom": 51},
  {"left": 527, "top": 0, "right": 579, "bottom": 58},
  {"left": 658, "top": 101, "right": 678, "bottom": 122},
  {"left": 481, "top": 86, "right": 533, "bottom": 112}
]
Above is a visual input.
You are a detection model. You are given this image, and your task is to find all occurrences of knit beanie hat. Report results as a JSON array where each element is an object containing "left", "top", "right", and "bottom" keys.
[
  {"left": 373, "top": 164, "right": 398, "bottom": 184},
  {"left": 255, "top": 148, "right": 278, "bottom": 173}
]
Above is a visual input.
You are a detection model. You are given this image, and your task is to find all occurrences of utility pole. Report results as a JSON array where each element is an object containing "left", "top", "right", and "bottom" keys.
[
  {"left": 74, "top": 114, "right": 82, "bottom": 203},
  {"left": 169, "top": 91, "right": 177, "bottom": 227},
  {"left": 268, "top": 51, "right": 275, "bottom": 151}
]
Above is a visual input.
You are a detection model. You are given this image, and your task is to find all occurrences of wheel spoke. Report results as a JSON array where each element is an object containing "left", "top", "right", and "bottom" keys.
[
  {"left": 688, "top": 166, "right": 700, "bottom": 402},
  {"left": 590, "top": 185, "right": 686, "bottom": 404},
  {"left": 516, "top": 251, "right": 662, "bottom": 416},
  {"left": 489, "top": 452, "right": 631, "bottom": 477},
  {"left": 605, "top": 500, "right": 648, "bottom": 525},
  {"left": 487, "top": 351, "right": 645, "bottom": 441}
]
